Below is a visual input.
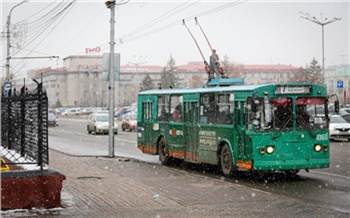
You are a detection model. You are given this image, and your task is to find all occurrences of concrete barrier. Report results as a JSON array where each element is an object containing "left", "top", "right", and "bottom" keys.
[{"left": 1, "top": 169, "right": 66, "bottom": 210}]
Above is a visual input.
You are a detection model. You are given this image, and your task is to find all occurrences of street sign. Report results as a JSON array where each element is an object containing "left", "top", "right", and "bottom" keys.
[
  {"left": 102, "top": 53, "right": 120, "bottom": 81},
  {"left": 62, "top": 100, "right": 68, "bottom": 107},
  {"left": 337, "top": 80, "right": 344, "bottom": 88},
  {"left": 3, "top": 82, "right": 11, "bottom": 95}
]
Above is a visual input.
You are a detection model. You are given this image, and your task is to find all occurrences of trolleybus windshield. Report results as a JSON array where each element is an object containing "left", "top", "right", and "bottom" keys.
[{"left": 247, "top": 97, "right": 328, "bottom": 132}]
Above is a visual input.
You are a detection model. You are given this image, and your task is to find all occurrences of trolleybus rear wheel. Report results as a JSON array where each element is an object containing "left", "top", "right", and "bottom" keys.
[
  {"left": 220, "top": 144, "right": 234, "bottom": 176},
  {"left": 159, "top": 137, "right": 170, "bottom": 165}
]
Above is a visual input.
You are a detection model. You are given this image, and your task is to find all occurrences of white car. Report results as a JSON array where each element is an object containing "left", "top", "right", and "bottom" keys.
[
  {"left": 329, "top": 115, "right": 350, "bottom": 141},
  {"left": 87, "top": 113, "right": 118, "bottom": 135}
]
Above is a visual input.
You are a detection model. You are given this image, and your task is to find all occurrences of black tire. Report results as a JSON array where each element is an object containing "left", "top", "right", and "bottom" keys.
[
  {"left": 285, "top": 169, "right": 300, "bottom": 176},
  {"left": 220, "top": 144, "right": 235, "bottom": 177},
  {"left": 159, "top": 137, "right": 170, "bottom": 165},
  {"left": 122, "top": 128, "right": 125, "bottom": 132},
  {"left": 93, "top": 127, "right": 97, "bottom": 135},
  {"left": 87, "top": 126, "right": 91, "bottom": 134}
]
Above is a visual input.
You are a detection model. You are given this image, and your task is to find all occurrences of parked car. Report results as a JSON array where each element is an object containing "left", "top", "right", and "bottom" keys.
[
  {"left": 87, "top": 113, "right": 118, "bottom": 135},
  {"left": 329, "top": 115, "right": 350, "bottom": 141},
  {"left": 81, "top": 107, "right": 94, "bottom": 115},
  {"left": 95, "top": 110, "right": 109, "bottom": 114},
  {"left": 48, "top": 112, "right": 59, "bottom": 127},
  {"left": 114, "top": 107, "right": 136, "bottom": 121},
  {"left": 339, "top": 108, "right": 350, "bottom": 115},
  {"left": 62, "top": 108, "right": 80, "bottom": 116},
  {"left": 341, "top": 113, "right": 350, "bottom": 123},
  {"left": 48, "top": 109, "right": 57, "bottom": 115},
  {"left": 121, "top": 113, "right": 137, "bottom": 131}
]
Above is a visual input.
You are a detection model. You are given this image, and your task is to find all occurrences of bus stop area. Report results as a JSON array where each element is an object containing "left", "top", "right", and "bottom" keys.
[{"left": 1, "top": 149, "right": 344, "bottom": 218}]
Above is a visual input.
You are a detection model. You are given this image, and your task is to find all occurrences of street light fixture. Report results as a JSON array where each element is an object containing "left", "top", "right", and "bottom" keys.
[
  {"left": 300, "top": 12, "right": 341, "bottom": 84},
  {"left": 6, "top": 0, "right": 28, "bottom": 82}
]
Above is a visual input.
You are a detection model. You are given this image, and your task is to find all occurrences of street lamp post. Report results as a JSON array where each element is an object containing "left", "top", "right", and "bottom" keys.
[
  {"left": 300, "top": 12, "right": 341, "bottom": 84},
  {"left": 106, "top": 0, "right": 116, "bottom": 157},
  {"left": 6, "top": 0, "right": 28, "bottom": 82}
]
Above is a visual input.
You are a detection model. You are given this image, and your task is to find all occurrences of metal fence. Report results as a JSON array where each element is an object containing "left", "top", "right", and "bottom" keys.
[{"left": 1, "top": 80, "right": 49, "bottom": 169}]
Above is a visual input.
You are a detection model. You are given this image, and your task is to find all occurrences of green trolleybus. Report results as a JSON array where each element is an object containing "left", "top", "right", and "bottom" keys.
[{"left": 137, "top": 78, "right": 330, "bottom": 176}]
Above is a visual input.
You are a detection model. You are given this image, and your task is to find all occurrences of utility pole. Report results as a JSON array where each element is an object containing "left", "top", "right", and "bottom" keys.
[
  {"left": 106, "top": 0, "right": 116, "bottom": 158},
  {"left": 6, "top": 0, "right": 27, "bottom": 82},
  {"left": 300, "top": 12, "right": 342, "bottom": 84}
]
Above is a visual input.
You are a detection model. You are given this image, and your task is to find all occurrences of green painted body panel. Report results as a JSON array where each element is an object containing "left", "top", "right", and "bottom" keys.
[{"left": 249, "top": 130, "right": 330, "bottom": 170}]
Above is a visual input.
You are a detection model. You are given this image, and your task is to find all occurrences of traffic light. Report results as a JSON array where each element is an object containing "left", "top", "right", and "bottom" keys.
[{"left": 334, "top": 100, "right": 340, "bottom": 114}]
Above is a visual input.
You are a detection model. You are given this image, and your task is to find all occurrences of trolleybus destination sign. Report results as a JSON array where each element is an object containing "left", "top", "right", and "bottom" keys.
[{"left": 275, "top": 86, "right": 311, "bottom": 94}]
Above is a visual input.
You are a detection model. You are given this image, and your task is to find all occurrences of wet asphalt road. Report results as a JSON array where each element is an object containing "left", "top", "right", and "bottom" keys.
[{"left": 49, "top": 118, "right": 350, "bottom": 214}]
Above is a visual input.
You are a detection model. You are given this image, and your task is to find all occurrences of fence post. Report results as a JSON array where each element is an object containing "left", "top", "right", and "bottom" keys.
[
  {"left": 20, "top": 86, "right": 26, "bottom": 156},
  {"left": 38, "top": 82, "right": 43, "bottom": 170},
  {"left": 7, "top": 89, "right": 12, "bottom": 150}
]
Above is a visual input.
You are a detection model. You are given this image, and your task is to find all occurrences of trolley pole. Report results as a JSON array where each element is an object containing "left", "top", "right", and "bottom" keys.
[{"left": 106, "top": 0, "right": 116, "bottom": 157}]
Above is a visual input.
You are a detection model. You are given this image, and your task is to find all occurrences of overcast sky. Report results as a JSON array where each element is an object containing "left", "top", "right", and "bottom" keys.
[{"left": 1, "top": 0, "right": 349, "bottom": 77}]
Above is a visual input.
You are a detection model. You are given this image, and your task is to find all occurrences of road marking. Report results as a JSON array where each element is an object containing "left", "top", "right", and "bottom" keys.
[{"left": 309, "top": 171, "right": 350, "bottom": 180}]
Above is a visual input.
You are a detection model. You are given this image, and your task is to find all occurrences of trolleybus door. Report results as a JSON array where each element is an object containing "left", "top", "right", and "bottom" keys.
[
  {"left": 237, "top": 101, "right": 246, "bottom": 158},
  {"left": 142, "top": 101, "right": 154, "bottom": 153},
  {"left": 184, "top": 101, "right": 199, "bottom": 161}
]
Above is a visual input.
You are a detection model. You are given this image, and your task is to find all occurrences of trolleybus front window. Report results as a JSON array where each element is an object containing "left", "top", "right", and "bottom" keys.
[
  {"left": 248, "top": 97, "right": 293, "bottom": 132},
  {"left": 297, "top": 97, "right": 328, "bottom": 130}
]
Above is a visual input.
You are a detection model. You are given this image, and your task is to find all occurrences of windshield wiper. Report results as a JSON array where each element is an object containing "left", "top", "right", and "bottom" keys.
[{"left": 273, "top": 111, "right": 293, "bottom": 140}]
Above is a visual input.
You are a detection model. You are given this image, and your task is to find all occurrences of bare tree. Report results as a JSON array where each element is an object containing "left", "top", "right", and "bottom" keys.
[
  {"left": 221, "top": 55, "right": 243, "bottom": 78},
  {"left": 189, "top": 75, "right": 204, "bottom": 88}
]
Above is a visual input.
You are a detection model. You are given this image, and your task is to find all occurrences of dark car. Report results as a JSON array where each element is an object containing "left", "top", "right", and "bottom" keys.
[
  {"left": 115, "top": 107, "right": 136, "bottom": 121},
  {"left": 48, "top": 112, "right": 58, "bottom": 127},
  {"left": 121, "top": 113, "right": 137, "bottom": 131}
]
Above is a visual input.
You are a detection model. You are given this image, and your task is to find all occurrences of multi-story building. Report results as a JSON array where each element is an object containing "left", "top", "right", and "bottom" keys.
[
  {"left": 27, "top": 55, "right": 300, "bottom": 107},
  {"left": 325, "top": 65, "right": 350, "bottom": 104}
]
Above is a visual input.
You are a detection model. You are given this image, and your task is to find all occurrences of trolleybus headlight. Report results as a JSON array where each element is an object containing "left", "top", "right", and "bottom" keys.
[
  {"left": 266, "top": 146, "right": 274, "bottom": 154},
  {"left": 314, "top": 144, "right": 322, "bottom": 152}
]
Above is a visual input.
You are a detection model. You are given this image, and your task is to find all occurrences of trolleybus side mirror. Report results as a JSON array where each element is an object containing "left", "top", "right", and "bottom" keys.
[{"left": 334, "top": 100, "right": 340, "bottom": 114}]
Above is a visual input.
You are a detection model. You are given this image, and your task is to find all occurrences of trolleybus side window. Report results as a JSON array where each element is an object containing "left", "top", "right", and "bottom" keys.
[
  {"left": 217, "top": 93, "right": 234, "bottom": 124},
  {"left": 157, "top": 95, "right": 169, "bottom": 122},
  {"left": 200, "top": 93, "right": 215, "bottom": 124},
  {"left": 143, "top": 102, "right": 153, "bottom": 121},
  {"left": 170, "top": 95, "right": 183, "bottom": 122}
]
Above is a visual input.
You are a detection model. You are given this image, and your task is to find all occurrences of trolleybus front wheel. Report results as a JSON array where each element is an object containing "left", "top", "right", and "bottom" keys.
[
  {"left": 284, "top": 169, "right": 300, "bottom": 176},
  {"left": 220, "top": 144, "right": 235, "bottom": 176},
  {"left": 159, "top": 137, "right": 170, "bottom": 165}
]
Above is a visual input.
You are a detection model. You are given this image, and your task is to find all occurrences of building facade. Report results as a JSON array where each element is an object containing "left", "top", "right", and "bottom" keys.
[
  {"left": 27, "top": 55, "right": 301, "bottom": 108},
  {"left": 325, "top": 65, "right": 350, "bottom": 105}
]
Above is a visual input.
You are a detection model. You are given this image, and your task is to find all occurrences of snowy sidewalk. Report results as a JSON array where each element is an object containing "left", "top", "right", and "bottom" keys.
[{"left": 2, "top": 149, "right": 345, "bottom": 217}]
